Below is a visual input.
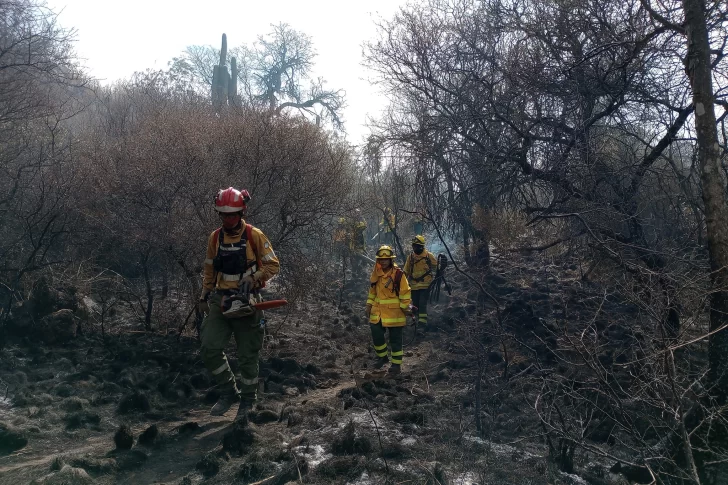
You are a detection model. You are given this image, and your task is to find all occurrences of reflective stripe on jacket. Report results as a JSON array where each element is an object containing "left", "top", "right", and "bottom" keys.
[
  {"left": 404, "top": 250, "right": 437, "bottom": 290},
  {"left": 367, "top": 264, "right": 411, "bottom": 327}
]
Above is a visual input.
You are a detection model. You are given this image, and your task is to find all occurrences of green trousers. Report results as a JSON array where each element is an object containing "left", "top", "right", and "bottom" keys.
[
  {"left": 411, "top": 288, "right": 430, "bottom": 327},
  {"left": 201, "top": 292, "right": 264, "bottom": 400},
  {"left": 370, "top": 321, "right": 404, "bottom": 365}
]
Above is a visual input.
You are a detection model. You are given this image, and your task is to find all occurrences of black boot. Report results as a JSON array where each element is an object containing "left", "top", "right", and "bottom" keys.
[
  {"left": 373, "top": 356, "right": 389, "bottom": 370},
  {"left": 211, "top": 390, "right": 239, "bottom": 416}
]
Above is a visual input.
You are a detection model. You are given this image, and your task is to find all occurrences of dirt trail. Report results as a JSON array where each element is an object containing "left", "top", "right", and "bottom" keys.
[
  {"left": 0, "top": 409, "right": 229, "bottom": 474},
  {"left": 0, "top": 260, "right": 609, "bottom": 484},
  {"left": 0, "top": 318, "right": 446, "bottom": 485}
]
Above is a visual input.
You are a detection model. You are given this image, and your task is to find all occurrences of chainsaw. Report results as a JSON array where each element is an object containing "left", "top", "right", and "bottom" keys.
[{"left": 220, "top": 291, "right": 288, "bottom": 319}]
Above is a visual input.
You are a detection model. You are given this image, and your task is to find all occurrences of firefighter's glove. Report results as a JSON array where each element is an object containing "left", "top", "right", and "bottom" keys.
[
  {"left": 365, "top": 304, "right": 372, "bottom": 322},
  {"left": 240, "top": 273, "right": 258, "bottom": 293},
  {"left": 198, "top": 290, "right": 210, "bottom": 314}
]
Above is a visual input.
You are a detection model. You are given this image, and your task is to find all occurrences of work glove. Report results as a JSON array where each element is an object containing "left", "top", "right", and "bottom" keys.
[
  {"left": 240, "top": 272, "right": 260, "bottom": 293},
  {"left": 198, "top": 291, "right": 210, "bottom": 314},
  {"left": 365, "top": 304, "right": 372, "bottom": 322},
  {"left": 198, "top": 290, "right": 210, "bottom": 314}
]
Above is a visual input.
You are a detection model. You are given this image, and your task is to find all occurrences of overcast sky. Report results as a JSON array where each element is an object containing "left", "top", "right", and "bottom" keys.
[{"left": 46, "top": 0, "right": 407, "bottom": 143}]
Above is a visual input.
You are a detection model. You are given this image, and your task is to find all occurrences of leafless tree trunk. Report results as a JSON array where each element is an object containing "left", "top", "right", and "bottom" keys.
[
  {"left": 475, "top": 356, "right": 483, "bottom": 436},
  {"left": 141, "top": 248, "right": 154, "bottom": 331},
  {"left": 681, "top": 0, "right": 728, "bottom": 405}
]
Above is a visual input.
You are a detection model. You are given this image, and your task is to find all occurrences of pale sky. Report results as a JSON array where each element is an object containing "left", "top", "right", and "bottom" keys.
[{"left": 46, "top": 0, "right": 407, "bottom": 143}]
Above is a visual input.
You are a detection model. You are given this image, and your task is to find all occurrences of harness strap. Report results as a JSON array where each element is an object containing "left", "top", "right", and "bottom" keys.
[
  {"left": 408, "top": 252, "right": 433, "bottom": 282},
  {"left": 214, "top": 227, "right": 249, "bottom": 284}
]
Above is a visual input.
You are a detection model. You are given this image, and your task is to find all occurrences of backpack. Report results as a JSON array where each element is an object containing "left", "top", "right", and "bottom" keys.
[
  {"left": 406, "top": 252, "right": 433, "bottom": 282},
  {"left": 215, "top": 224, "right": 265, "bottom": 288},
  {"left": 393, "top": 268, "right": 404, "bottom": 296}
]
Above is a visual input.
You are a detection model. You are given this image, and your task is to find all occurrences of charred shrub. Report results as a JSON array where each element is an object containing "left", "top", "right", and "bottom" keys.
[
  {"left": 117, "top": 391, "right": 151, "bottom": 414},
  {"left": 331, "top": 421, "right": 372, "bottom": 455},
  {"left": 114, "top": 425, "right": 134, "bottom": 450}
]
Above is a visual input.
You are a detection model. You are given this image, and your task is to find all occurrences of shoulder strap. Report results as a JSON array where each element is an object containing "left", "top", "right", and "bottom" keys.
[
  {"left": 406, "top": 253, "right": 414, "bottom": 276},
  {"left": 393, "top": 268, "right": 403, "bottom": 296},
  {"left": 212, "top": 228, "right": 224, "bottom": 281},
  {"left": 218, "top": 227, "right": 249, "bottom": 249},
  {"left": 216, "top": 228, "right": 224, "bottom": 249}
]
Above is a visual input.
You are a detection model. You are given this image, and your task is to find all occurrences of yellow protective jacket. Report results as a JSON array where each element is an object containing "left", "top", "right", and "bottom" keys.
[
  {"left": 334, "top": 219, "right": 367, "bottom": 251},
  {"left": 201, "top": 222, "right": 280, "bottom": 297},
  {"left": 351, "top": 220, "right": 367, "bottom": 251},
  {"left": 403, "top": 250, "right": 437, "bottom": 291},
  {"left": 367, "top": 264, "right": 411, "bottom": 327},
  {"left": 381, "top": 214, "right": 395, "bottom": 233},
  {"left": 333, "top": 227, "right": 347, "bottom": 243}
]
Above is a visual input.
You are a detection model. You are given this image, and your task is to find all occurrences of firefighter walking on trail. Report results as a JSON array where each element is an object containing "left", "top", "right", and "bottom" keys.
[
  {"left": 379, "top": 208, "right": 396, "bottom": 246},
  {"left": 366, "top": 245, "right": 412, "bottom": 375},
  {"left": 333, "top": 212, "right": 368, "bottom": 271},
  {"left": 198, "top": 187, "right": 280, "bottom": 419},
  {"left": 404, "top": 235, "right": 437, "bottom": 331}
]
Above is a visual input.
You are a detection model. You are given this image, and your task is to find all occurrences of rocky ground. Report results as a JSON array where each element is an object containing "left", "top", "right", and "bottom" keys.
[{"left": 0, "top": 255, "right": 648, "bottom": 484}]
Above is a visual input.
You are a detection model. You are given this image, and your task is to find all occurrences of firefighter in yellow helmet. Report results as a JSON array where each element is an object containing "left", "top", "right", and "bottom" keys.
[
  {"left": 333, "top": 217, "right": 350, "bottom": 268},
  {"left": 351, "top": 210, "right": 367, "bottom": 255},
  {"left": 350, "top": 211, "right": 368, "bottom": 271},
  {"left": 404, "top": 235, "right": 437, "bottom": 331},
  {"left": 379, "top": 208, "right": 396, "bottom": 246},
  {"left": 365, "top": 245, "right": 412, "bottom": 374},
  {"left": 333, "top": 214, "right": 368, "bottom": 271}
]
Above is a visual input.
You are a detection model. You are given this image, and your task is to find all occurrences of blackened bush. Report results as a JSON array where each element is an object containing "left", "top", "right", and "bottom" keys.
[{"left": 117, "top": 391, "right": 151, "bottom": 414}]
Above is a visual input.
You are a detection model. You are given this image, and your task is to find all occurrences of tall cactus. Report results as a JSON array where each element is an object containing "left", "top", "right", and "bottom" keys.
[
  {"left": 229, "top": 57, "right": 238, "bottom": 106},
  {"left": 220, "top": 34, "right": 227, "bottom": 66},
  {"left": 211, "top": 33, "right": 238, "bottom": 108}
]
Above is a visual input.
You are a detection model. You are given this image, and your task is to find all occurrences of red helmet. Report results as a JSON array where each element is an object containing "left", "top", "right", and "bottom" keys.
[{"left": 214, "top": 187, "right": 251, "bottom": 213}]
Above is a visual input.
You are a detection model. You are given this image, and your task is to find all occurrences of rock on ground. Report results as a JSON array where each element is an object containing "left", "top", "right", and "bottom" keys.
[{"left": 31, "top": 465, "right": 93, "bottom": 485}]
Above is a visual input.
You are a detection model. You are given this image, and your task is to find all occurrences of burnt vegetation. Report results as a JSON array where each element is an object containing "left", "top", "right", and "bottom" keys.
[{"left": 0, "top": 0, "right": 728, "bottom": 484}]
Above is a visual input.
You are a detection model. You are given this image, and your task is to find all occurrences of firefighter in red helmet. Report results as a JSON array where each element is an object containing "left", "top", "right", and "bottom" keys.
[{"left": 198, "top": 187, "right": 280, "bottom": 420}]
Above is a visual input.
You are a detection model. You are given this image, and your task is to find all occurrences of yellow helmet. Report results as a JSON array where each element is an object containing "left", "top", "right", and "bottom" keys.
[
  {"left": 375, "top": 245, "right": 396, "bottom": 259},
  {"left": 412, "top": 235, "right": 425, "bottom": 246}
]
